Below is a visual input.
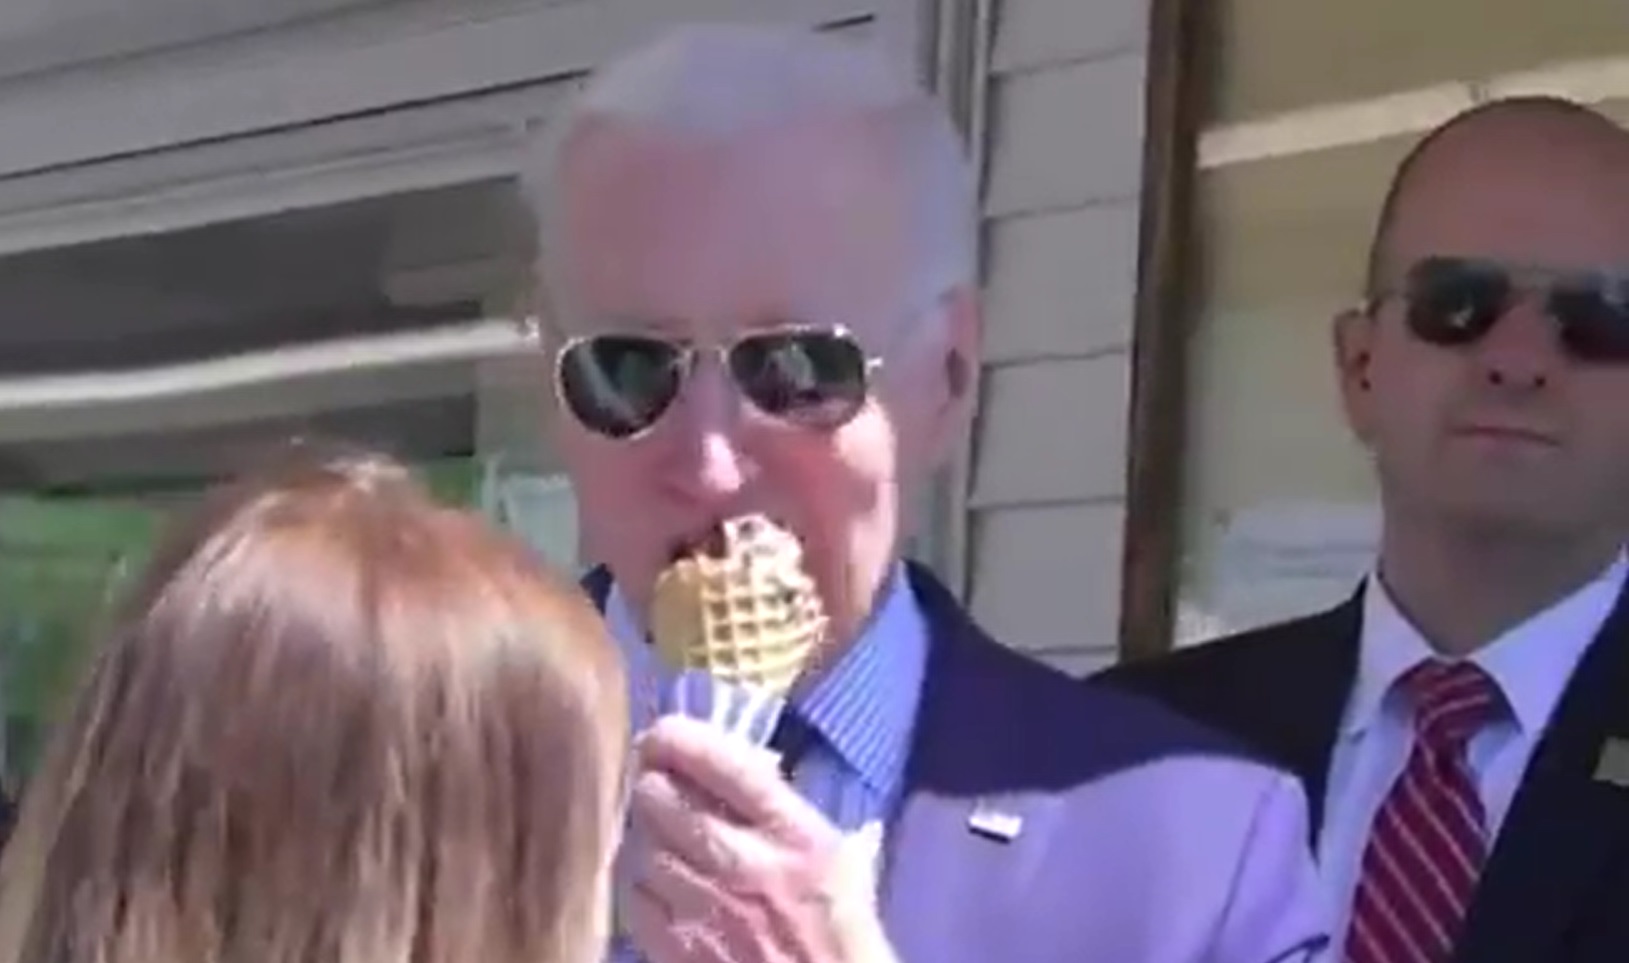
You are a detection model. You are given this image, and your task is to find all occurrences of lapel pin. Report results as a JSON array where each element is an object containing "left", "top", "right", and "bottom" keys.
[
  {"left": 1595, "top": 737, "right": 1629, "bottom": 789},
  {"left": 967, "top": 800, "right": 1023, "bottom": 842}
]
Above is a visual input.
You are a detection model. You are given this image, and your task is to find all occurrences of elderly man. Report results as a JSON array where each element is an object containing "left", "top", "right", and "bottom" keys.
[
  {"left": 533, "top": 24, "right": 1328, "bottom": 963},
  {"left": 1105, "top": 97, "right": 1629, "bottom": 963}
]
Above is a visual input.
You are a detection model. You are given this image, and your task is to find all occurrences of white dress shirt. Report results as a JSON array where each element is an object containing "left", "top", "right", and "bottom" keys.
[{"left": 1318, "top": 552, "right": 1628, "bottom": 961}]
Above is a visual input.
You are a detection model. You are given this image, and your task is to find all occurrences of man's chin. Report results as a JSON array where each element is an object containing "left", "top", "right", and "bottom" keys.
[{"left": 1438, "top": 491, "right": 1588, "bottom": 541}]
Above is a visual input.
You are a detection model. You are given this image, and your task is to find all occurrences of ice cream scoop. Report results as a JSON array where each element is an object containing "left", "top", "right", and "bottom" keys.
[{"left": 649, "top": 513, "right": 827, "bottom": 694}]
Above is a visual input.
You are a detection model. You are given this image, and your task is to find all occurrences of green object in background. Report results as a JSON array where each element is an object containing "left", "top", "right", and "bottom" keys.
[
  {"left": 0, "top": 495, "right": 161, "bottom": 786},
  {"left": 0, "top": 456, "right": 480, "bottom": 790},
  {"left": 419, "top": 457, "right": 479, "bottom": 506}
]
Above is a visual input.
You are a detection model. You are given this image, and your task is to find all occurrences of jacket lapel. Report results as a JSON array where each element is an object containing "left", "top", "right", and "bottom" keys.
[
  {"left": 877, "top": 565, "right": 1060, "bottom": 961},
  {"left": 1273, "top": 593, "right": 1362, "bottom": 839},
  {"left": 581, "top": 565, "right": 613, "bottom": 611},
  {"left": 1453, "top": 578, "right": 1629, "bottom": 963}
]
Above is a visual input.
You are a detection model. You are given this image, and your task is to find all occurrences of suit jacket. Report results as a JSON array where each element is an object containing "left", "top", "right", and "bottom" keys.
[
  {"left": 1099, "top": 582, "right": 1629, "bottom": 963},
  {"left": 585, "top": 561, "right": 1329, "bottom": 963}
]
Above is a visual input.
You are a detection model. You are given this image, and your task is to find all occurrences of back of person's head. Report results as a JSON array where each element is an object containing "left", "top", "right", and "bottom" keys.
[{"left": 0, "top": 441, "right": 627, "bottom": 963}]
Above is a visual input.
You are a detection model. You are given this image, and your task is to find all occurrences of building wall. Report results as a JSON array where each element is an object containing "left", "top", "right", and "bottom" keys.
[{"left": 961, "top": 0, "right": 1148, "bottom": 672}]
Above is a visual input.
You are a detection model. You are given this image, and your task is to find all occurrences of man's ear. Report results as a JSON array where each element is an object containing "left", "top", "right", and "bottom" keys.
[
  {"left": 925, "top": 286, "right": 981, "bottom": 464},
  {"left": 1333, "top": 307, "right": 1377, "bottom": 443}
]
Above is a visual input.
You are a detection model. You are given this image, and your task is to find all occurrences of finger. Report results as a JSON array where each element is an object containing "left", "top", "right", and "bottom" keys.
[
  {"left": 642, "top": 852, "right": 777, "bottom": 963},
  {"left": 621, "top": 878, "right": 733, "bottom": 963},
  {"left": 619, "top": 882, "right": 686, "bottom": 963},
  {"left": 642, "top": 848, "right": 730, "bottom": 923},
  {"left": 639, "top": 715, "right": 827, "bottom": 845},
  {"left": 631, "top": 769, "right": 769, "bottom": 886}
]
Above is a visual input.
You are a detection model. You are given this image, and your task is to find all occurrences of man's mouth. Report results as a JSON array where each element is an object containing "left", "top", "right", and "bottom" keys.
[
  {"left": 665, "top": 513, "right": 791, "bottom": 563},
  {"left": 668, "top": 526, "right": 726, "bottom": 562},
  {"left": 1451, "top": 424, "right": 1561, "bottom": 447}
]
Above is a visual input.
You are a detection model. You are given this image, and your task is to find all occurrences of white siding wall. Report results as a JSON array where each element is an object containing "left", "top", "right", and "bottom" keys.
[{"left": 965, "top": 0, "right": 1149, "bottom": 673}]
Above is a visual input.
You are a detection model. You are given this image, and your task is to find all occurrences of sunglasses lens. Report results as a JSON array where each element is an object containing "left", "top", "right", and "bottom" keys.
[
  {"left": 728, "top": 330, "right": 870, "bottom": 428},
  {"left": 1551, "top": 276, "right": 1629, "bottom": 362},
  {"left": 556, "top": 336, "right": 686, "bottom": 439},
  {"left": 1403, "top": 257, "right": 1509, "bottom": 347}
]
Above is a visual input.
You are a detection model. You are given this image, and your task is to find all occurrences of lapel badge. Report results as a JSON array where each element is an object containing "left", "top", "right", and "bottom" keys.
[
  {"left": 967, "top": 799, "right": 1023, "bottom": 842},
  {"left": 1593, "top": 737, "right": 1629, "bottom": 789}
]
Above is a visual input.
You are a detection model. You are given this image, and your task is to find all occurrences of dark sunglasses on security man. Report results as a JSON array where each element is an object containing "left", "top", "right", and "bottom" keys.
[
  {"left": 553, "top": 325, "right": 882, "bottom": 440},
  {"left": 1364, "top": 255, "right": 1629, "bottom": 363}
]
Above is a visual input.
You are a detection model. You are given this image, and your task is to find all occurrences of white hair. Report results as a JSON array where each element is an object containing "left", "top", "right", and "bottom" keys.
[{"left": 524, "top": 23, "right": 978, "bottom": 320}]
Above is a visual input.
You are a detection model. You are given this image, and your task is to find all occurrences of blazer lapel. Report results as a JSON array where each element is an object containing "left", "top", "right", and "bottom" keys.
[
  {"left": 1273, "top": 592, "right": 1362, "bottom": 840},
  {"left": 581, "top": 565, "right": 613, "bottom": 611},
  {"left": 878, "top": 565, "right": 1061, "bottom": 961},
  {"left": 1453, "top": 578, "right": 1629, "bottom": 963}
]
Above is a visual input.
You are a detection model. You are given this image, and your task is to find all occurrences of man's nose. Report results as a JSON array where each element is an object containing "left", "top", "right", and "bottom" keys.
[
  {"left": 667, "top": 362, "right": 755, "bottom": 501},
  {"left": 1474, "top": 298, "right": 1563, "bottom": 392}
]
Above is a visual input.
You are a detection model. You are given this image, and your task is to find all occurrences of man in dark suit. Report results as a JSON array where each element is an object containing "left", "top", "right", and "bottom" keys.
[
  {"left": 1102, "top": 96, "right": 1629, "bottom": 963},
  {"left": 532, "top": 23, "right": 1328, "bottom": 963}
]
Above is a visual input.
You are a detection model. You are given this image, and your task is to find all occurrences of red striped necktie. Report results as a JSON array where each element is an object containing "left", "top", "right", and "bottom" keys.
[{"left": 1345, "top": 659, "right": 1504, "bottom": 963}]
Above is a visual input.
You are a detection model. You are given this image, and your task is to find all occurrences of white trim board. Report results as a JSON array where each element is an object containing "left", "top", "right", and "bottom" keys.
[
  {"left": 0, "top": 83, "right": 556, "bottom": 257},
  {"left": 0, "top": 319, "right": 532, "bottom": 412},
  {"left": 0, "top": 318, "right": 531, "bottom": 442}
]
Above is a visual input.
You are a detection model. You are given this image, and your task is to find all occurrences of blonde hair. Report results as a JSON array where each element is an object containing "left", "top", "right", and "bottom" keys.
[{"left": 0, "top": 441, "right": 627, "bottom": 963}]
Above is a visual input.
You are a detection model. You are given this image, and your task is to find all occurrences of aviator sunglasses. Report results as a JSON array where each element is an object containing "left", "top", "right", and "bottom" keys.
[
  {"left": 1363, "top": 255, "right": 1629, "bottom": 362},
  {"left": 552, "top": 323, "right": 885, "bottom": 440}
]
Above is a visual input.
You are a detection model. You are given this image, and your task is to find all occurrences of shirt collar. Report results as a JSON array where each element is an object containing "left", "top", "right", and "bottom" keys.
[
  {"left": 794, "top": 564, "right": 928, "bottom": 800},
  {"left": 1345, "top": 551, "right": 1627, "bottom": 738},
  {"left": 603, "top": 562, "right": 929, "bottom": 800}
]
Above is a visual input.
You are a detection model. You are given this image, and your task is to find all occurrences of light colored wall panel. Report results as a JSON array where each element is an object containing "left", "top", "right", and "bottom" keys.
[
  {"left": 1211, "top": 0, "right": 1629, "bottom": 125},
  {"left": 969, "top": 353, "right": 1129, "bottom": 508},
  {"left": 984, "top": 53, "right": 1146, "bottom": 217},
  {"left": 0, "top": 0, "right": 391, "bottom": 81},
  {"left": 982, "top": 200, "right": 1141, "bottom": 362},
  {"left": 991, "top": 0, "right": 1147, "bottom": 74},
  {"left": 967, "top": 501, "right": 1126, "bottom": 655},
  {"left": 960, "top": 0, "right": 1150, "bottom": 669},
  {"left": 0, "top": 0, "right": 881, "bottom": 180}
]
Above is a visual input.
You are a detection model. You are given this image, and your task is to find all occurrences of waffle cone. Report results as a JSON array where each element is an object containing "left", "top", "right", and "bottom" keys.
[{"left": 650, "top": 515, "right": 826, "bottom": 694}]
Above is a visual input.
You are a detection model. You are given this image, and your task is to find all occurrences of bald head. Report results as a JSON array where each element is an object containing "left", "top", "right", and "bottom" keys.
[
  {"left": 1366, "top": 97, "right": 1629, "bottom": 293},
  {"left": 1334, "top": 96, "right": 1629, "bottom": 572}
]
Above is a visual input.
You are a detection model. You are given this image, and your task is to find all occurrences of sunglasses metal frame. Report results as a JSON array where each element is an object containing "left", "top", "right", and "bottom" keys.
[
  {"left": 549, "top": 322, "right": 887, "bottom": 442},
  {"left": 1356, "top": 256, "right": 1629, "bottom": 317},
  {"left": 1348, "top": 255, "right": 1629, "bottom": 364},
  {"left": 1353, "top": 256, "right": 1629, "bottom": 367}
]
